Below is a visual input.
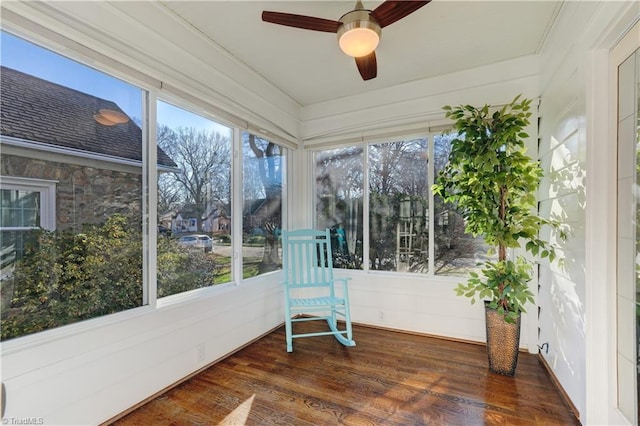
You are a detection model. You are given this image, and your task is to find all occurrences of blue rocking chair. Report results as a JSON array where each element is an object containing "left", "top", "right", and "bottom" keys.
[{"left": 281, "top": 228, "right": 356, "bottom": 352}]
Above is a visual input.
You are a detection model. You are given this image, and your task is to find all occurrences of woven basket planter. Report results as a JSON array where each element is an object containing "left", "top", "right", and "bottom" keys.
[{"left": 485, "top": 301, "right": 521, "bottom": 376}]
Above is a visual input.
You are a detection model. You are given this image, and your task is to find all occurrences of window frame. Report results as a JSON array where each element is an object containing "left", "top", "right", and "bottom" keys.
[
  {"left": 0, "top": 175, "right": 57, "bottom": 231},
  {"left": 311, "top": 129, "right": 483, "bottom": 279}
]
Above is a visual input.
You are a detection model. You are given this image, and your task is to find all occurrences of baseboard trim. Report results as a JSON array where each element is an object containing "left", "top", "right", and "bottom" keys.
[{"left": 536, "top": 353, "right": 581, "bottom": 423}]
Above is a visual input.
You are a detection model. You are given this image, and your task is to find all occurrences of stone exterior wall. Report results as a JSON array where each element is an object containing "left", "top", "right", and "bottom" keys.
[{"left": 1, "top": 153, "right": 142, "bottom": 230}]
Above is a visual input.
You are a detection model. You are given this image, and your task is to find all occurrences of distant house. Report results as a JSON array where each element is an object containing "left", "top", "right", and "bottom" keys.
[
  {"left": 173, "top": 210, "right": 199, "bottom": 234},
  {"left": 0, "top": 66, "right": 177, "bottom": 231},
  {"left": 169, "top": 201, "right": 230, "bottom": 235},
  {"left": 202, "top": 202, "right": 231, "bottom": 235}
]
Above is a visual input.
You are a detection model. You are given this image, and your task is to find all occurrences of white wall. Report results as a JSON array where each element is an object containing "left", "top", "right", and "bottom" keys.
[{"left": 537, "top": 1, "right": 639, "bottom": 423}]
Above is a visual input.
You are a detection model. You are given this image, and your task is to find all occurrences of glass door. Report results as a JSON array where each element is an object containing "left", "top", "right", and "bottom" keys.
[{"left": 616, "top": 37, "right": 639, "bottom": 424}]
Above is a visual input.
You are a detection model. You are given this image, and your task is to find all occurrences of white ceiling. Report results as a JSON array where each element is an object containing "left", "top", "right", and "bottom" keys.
[{"left": 159, "top": 1, "right": 562, "bottom": 107}]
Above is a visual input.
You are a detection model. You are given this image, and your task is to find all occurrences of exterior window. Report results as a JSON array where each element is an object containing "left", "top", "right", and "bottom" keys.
[
  {"left": 0, "top": 177, "right": 57, "bottom": 287},
  {"left": 313, "top": 133, "right": 486, "bottom": 276},
  {"left": 242, "top": 132, "right": 285, "bottom": 278},
  {"left": 156, "top": 100, "right": 232, "bottom": 297},
  {"left": 0, "top": 177, "right": 56, "bottom": 230},
  {"left": 315, "top": 147, "right": 364, "bottom": 269},
  {"left": 0, "top": 31, "right": 150, "bottom": 340}
]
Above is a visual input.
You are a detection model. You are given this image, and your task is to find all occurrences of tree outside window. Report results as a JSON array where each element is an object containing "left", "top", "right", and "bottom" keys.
[
  {"left": 156, "top": 101, "right": 233, "bottom": 297},
  {"left": 242, "top": 132, "right": 285, "bottom": 277}
]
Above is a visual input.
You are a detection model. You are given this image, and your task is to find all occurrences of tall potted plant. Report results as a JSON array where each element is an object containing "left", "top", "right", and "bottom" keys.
[{"left": 432, "top": 95, "right": 564, "bottom": 376}]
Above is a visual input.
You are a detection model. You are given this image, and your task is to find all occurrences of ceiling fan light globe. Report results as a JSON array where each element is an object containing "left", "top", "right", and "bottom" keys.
[
  {"left": 339, "top": 27, "right": 380, "bottom": 57},
  {"left": 337, "top": 9, "right": 381, "bottom": 58}
]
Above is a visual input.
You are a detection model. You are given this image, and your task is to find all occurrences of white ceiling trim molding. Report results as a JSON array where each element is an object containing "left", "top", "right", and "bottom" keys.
[
  {"left": 301, "top": 55, "right": 540, "bottom": 145},
  {"left": 302, "top": 55, "right": 540, "bottom": 121},
  {"left": 1, "top": 1, "right": 301, "bottom": 146}
]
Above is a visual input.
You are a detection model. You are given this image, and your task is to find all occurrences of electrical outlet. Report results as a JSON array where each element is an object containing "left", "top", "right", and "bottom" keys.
[
  {"left": 195, "top": 344, "right": 205, "bottom": 363},
  {"left": 379, "top": 311, "right": 385, "bottom": 321}
]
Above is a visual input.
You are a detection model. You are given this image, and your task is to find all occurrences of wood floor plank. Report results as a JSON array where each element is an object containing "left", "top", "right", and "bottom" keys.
[{"left": 109, "top": 322, "right": 580, "bottom": 426}]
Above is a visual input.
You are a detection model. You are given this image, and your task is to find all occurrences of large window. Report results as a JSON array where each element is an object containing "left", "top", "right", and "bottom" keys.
[
  {"left": 242, "top": 132, "right": 286, "bottom": 278},
  {"left": 0, "top": 30, "right": 292, "bottom": 342},
  {"left": 1, "top": 31, "right": 146, "bottom": 340},
  {"left": 314, "top": 134, "right": 486, "bottom": 276},
  {"left": 156, "top": 101, "right": 233, "bottom": 297}
]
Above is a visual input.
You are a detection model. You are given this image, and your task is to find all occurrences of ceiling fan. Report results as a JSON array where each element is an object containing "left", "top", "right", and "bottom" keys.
[{"left": 262, "top": 1, "right": 431, "bottom": 81}]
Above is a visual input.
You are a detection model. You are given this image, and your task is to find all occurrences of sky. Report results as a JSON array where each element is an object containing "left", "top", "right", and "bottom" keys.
[{"left": 1, "top": 31, "right": 230, "bottom": 137}]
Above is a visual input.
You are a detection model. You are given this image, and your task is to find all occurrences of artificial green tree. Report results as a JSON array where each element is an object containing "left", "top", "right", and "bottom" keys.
[{"left": 433, "top": 95, "right": 564, "bottom": 324}]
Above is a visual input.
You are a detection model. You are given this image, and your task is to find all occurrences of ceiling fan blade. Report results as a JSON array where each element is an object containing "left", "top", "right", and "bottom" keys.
[
  {"left": 355, "top": 52, "right": 377, "bottom": 81},
  {"left": 262, "top": 11, "right": 341, "bottom": 33},
  {"left": 371, "top": 1, "right": 431, "bottom": 28}
]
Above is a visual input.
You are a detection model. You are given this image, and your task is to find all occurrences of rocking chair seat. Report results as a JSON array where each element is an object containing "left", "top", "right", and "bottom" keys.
[{"left": 289, "top": 295, "right": 345, "bottom": 306}]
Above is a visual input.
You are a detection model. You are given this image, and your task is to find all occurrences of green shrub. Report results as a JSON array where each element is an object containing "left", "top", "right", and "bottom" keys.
[
  {"left": 1, "top": 215, "right": 142, "bottom": 340},
  {"left": 1, "top": 214, "right": 217, "bottom": 341},
  {"left": 157, "top": 236, "right": 216, "bottom": 297}
]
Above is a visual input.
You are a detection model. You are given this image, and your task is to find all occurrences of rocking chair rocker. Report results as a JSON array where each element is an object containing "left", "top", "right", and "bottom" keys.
[{"left": 281, "top": 228, "right": 356, "bottom": 352}]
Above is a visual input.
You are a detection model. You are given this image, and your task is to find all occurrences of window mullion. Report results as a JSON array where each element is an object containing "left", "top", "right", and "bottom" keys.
[
  {"left": 428, "top": 133, "right": 435, "bottom": 276},
  {"left": 232, "top": 127, "right": 243, "bottom": 284},
  {"left": 362, "top": 143, "right": 370, "bottom": 272},
  {"left": 145, "top": 89, "right": 158, "bottom": 307}
]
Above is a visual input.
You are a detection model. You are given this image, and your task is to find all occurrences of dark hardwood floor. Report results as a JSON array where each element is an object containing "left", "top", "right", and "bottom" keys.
[{"left": 110, "top": 322, "right": 580, "bottom": 425}]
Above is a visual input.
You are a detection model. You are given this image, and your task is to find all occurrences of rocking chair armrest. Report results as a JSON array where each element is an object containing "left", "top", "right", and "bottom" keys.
[{"left": 332, "top": 277, "right": 352, "bottom": 290}]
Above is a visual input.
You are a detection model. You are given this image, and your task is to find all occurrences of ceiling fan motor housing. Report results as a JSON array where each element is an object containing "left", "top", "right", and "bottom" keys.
[{"left": 337, "top": 9, "right": 382, "bottom": 58}]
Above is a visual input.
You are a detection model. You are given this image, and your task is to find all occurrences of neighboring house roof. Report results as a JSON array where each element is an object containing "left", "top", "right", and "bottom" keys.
[
  {"left": 175, "top": 203, "right": 201, "bottom": 219},
  {"left": 243, "top": 197, "right": 280, "bottom": 219},
  {"left": 0, "top": 66, "right": 176, "bottom": 167},
  {"left": 170, "top": 201, "right": 229, "bottom": 222}
]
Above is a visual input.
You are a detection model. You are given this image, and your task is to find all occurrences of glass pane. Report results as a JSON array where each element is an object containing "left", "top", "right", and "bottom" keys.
[
  {"left": 369, "top": 139, "right": 429, "bottom": 272},
  {"left": 433, "top": 133, "right": 489, "bottom": 276},
  {"left": 0, "top": 189, "right": 40, "bottom": 228},
  {"left": 315, "top": 147, "right": 364, "bottom": 269},
  {"left": 0, "top": 31, "right": 146, "bottom": 340},
  {"left": 616, "top": 47, "right": 640, "bottom": 423},
  {"left": 242, "top": 132, "right": 285, "bottom": 278},
  {"left": 156, "top": 101, "right": 233, "bottom": 296}
]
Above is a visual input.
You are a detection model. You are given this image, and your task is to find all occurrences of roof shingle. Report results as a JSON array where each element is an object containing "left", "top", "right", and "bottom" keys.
[{"left": 1, "top": 66, "right": 176, "bottom": 167}]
